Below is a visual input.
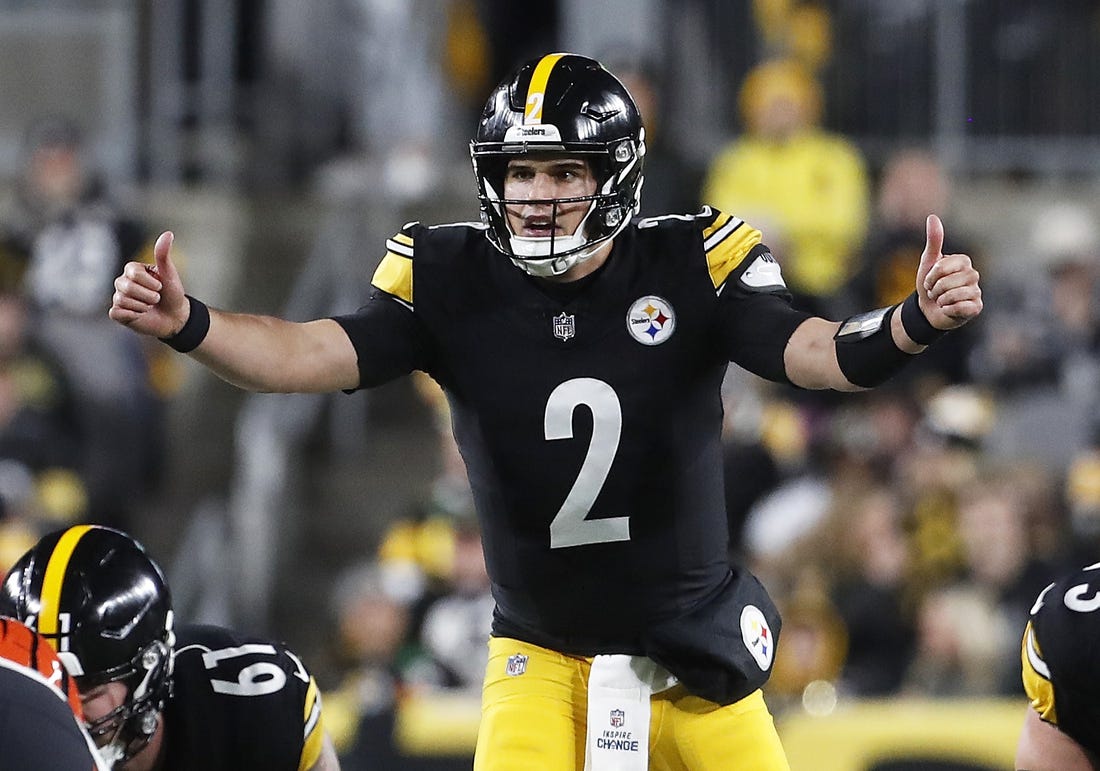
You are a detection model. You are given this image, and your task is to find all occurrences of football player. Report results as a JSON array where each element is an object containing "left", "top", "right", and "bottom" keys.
[
  {"left": 108, "top": 53, "right": 982, "bottom": 769},
  {"left": 1018, "top": 564, "right": 1100, "bottom": 770},
  {"left": 0, "top": 615, "right": 107, "bottom": 769},
  {"left": 0, "top": 524, "right": 340, "bottom": 771}
]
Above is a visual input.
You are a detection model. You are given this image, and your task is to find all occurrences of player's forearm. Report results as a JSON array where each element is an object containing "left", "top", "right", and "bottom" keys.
[
  {"left": 784, "top": 317, "right": 859, "bottom": 390},
  {"left": 784, "top": 310, "right": 925, "bottom": 391},
  {"left": 190, "top": 311, "right": 358, "bottom": 393}
]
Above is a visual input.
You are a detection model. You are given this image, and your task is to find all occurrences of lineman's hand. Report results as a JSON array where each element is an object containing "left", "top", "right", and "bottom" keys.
[
  {"left": 916, "top": 214, "right": 983, "bottom": 330},
  {"left": 109, "top": 231, "right": 190, "bottom": 338}
]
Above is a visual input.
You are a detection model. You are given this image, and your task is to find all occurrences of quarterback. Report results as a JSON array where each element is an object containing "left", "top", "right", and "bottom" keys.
[{"left": 109, "top": 54, "right": 981, "bottom": 769}]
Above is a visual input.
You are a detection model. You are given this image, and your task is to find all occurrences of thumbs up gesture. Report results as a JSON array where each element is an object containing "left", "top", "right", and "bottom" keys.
[
  {"left": 109, "top": 231, "right": 191, "bottom": 338},
  {"left": 915, "top": 214, "right": 982, "bottom": 331}
]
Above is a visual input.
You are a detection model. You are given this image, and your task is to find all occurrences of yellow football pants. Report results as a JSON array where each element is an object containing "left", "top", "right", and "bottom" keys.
[{"left": 474, "top": 637, "right": 790, "bottom": 771}]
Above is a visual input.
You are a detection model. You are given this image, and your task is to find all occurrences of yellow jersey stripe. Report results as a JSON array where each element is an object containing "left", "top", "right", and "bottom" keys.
[
  {"left": 706, "top": 221, "right": 762, "bottom": 289},
  {"left": 392, "top": 232, "right": 414, "bottom": 248},
  {"left": 38, "top": 525, "right": 94, "bottom": 647},
  {"left": 1021, "top": 621, "right": 1058, "bottom": 724},
  {"left": 525, "top": 53, "right": 565, "bottom": 123},
  {"left": 701, "top": 211, "right": 733, "bottom": 241},
  {"left": 372, "top": 251, "right": 413, "bottom": 304},
  {"left": 298, "top": 677, "right": 324, "bottom": 771}
]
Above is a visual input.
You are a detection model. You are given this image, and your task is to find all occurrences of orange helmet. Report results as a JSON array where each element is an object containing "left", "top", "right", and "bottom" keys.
[{"left": 0, "top": 614, "right": 83, "bottom": 719}]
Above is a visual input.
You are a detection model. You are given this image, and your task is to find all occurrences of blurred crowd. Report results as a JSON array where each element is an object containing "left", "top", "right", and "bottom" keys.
[
  {"left": 0, "top": 116, "right": 170, "bottom": 564},
  {"left": 1, "top": 1, "right": 1099, "bottom": 768}
]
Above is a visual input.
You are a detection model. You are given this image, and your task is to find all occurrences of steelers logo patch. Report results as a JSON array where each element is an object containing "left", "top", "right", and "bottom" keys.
[
  {"left": 626, "top": 295, "right": 675, "bottom": 345},
  {"left": 740, "top": 605, "right": 774, "bottom": 671}
]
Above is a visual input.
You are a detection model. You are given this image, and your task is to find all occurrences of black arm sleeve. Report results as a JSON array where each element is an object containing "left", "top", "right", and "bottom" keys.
[
  {"left": 330, "top": 287, "right": 435, "bottom": 390},
  {"left": 718, "top": 290, "right": 812, "bottom": 384}
]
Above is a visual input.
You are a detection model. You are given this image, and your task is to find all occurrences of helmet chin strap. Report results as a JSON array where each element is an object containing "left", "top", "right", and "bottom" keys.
[
  {"left": 507, "top": 199, "right": 601, "bottom": 277},
  {"left": 99, "top": 742, "right": 127, "bottom": 769},
  {"left": 509, "top": 237, "right": 605, "bottom": 277}
]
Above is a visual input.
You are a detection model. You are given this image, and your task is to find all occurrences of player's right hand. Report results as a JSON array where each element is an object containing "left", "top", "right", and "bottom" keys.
[{"left": 109, "top": 230, "right": 190, "bottom": 338}]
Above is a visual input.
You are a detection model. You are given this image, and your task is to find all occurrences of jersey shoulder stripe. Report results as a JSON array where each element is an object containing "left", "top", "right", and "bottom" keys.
[
  {"left": 370, "top": 221, "right": 487, "bottom": 308},
  {"left": 698, "top": 207, "right": 763, "bottom": 290},
  {"left": 298, "top": 677, "right": 324, "bottom": 771},
  {"left": 1021, "top": 619, "right": 1058, "bottom": 723},
  {"left": 372, "top": 222, "right": 419, "bottom": 306}
]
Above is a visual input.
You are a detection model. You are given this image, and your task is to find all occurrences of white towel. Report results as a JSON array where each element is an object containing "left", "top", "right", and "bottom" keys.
[{"left": 583, "top": 655, "right": 678, "bottom": 771}]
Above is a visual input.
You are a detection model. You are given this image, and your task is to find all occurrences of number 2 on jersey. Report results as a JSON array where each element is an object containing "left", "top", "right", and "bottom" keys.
[{"left": 544, "top": 378, "right": 630, "bottom": 549}]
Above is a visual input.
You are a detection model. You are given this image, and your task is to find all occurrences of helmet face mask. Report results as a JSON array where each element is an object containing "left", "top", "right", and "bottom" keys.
[
  {"left": 471, "top": 53, "right": 646, "bottom": 277},
  {"left": 82, "top": 632, "right": 174, "bottom": 767},
  {"left": 0, "top": 526, "right": 175, "bottom": 768}
]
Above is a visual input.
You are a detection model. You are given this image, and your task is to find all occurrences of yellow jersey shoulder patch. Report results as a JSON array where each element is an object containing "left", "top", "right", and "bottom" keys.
[
  {"left": 1021, "top": 620, "right": 1059, "bottom": 725},
  {"left": 698, "top": 207, "right": 764, "bottom": 290},
  {"left": 297, "top": 676, "right": 324, "bottom": 771},
  {"left": 371, "top": 222, "right": 418, "bottom": 306}
]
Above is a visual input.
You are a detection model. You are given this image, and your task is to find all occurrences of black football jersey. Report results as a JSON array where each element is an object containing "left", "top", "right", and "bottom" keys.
[
  {"left": 1022, "top": 563, "right": 1100, "bottom": 756},
  {"left": 0, "top": 665, "right": 106, "bottom": 770},
  {"left": 162, "top": 625, "right": 325, "bottom": 771},
  {"left": 334, "top": 208, "right": 810, "bottom": 654}
]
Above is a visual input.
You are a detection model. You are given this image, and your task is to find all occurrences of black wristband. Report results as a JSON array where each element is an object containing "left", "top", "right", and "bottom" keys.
[
  {"left": 159, "top": 295, "right": 210, "bottom": 353},
  {"left": 900, "top": 291, "right": 946, "bottom": 346},
  {"left": 834, "top": 304, "right": 913, "bottom": 388}
]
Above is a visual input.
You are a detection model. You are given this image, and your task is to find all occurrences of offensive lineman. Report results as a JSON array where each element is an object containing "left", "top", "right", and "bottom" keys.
[
  {"left": 1018, "top": 563, "right": 1100, "bottom": 770},
  {"left": 0, "top": 525, "right": 340, "bottom": 770}
]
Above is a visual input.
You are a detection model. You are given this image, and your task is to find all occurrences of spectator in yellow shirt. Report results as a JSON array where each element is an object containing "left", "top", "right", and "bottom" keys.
[{"left": 702, "top": 58, "right": 869, "bottom": 315}]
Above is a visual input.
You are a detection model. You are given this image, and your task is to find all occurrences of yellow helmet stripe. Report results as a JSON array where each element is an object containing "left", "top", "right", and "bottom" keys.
[
  {"left": 524, "top": 53, "right": 565, "bottom": 124},
  {"left": 38, "top": 525, "right": 94, "bottom": 648}
]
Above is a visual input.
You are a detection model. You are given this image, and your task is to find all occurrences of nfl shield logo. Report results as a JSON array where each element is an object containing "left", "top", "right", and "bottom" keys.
[
  {"left": 505, "top": 653, "right": 528, "bottom": 677},
  {"left": 610, "top": 708, "right": 625, "bottom": 727},
  {"left": 553, "top": 312, "right": 575, "bottom": 341}
]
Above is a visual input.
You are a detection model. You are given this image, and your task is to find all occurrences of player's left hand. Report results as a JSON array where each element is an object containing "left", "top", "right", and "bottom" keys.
[{"left": 916, "top": 214, "right": 983, "bottom": 330}]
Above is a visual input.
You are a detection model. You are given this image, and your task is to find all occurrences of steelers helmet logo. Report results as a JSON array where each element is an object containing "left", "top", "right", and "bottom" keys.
[
  {"left": 626, "top": 295, "right": 675, "bottom": 345},
  {"left": 740, "top": 604, "right": 774, "bottom": 671}
]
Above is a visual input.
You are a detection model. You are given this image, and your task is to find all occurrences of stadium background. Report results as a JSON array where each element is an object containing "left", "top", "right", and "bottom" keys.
[{"left": 2, "top": 1, "right": 1099, "bottom": 768}]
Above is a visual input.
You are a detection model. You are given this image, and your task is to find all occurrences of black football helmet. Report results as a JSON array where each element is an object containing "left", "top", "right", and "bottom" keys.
[
  {"left": 0, "top": 525, "right": 174, "bottom": 767},
  {"left": 471, "top": 52, "right": 646, "bottom": 277}
]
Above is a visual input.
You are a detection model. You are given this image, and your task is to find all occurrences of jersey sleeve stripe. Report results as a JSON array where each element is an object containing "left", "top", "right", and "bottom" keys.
[
  {"left": 1021, "top": 621, "right": 1059, "bottom": 724},
  {"left": 1025, "top": 623, "right": 1051, "bottom": 680},
  {"left": 704, "top": 219, "right": 763, "bottom": 290},
  {"left": 298, "top": 677, "right": 324, "bottom": 771},
  {"left": 386, "top": 237, "right": 414, "bottom": 258},
  {"left": 701, "top": 210, "right": 734, "bottom": 242},
  {"left": 372, "top": 251, "right": 414, "bottom": 305}
]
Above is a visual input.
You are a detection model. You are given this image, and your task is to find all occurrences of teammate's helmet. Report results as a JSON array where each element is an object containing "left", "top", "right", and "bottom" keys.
[
  {"left": 0, "top": 525, "right": 174, "bottom": 767},
  {"left": 471, "top": 53, "right": 646, "bottom": 277}
]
